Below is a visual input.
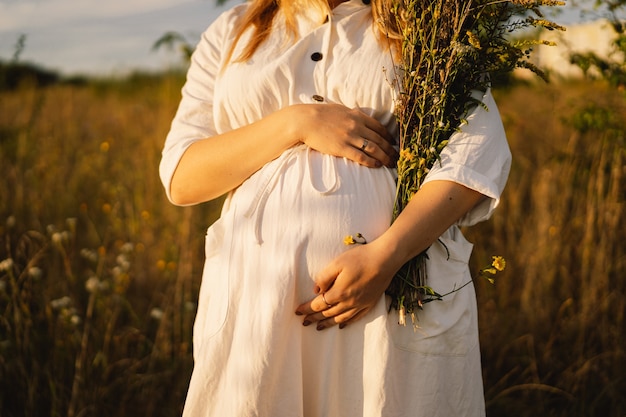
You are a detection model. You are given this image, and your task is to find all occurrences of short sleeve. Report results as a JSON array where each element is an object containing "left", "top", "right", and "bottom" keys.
[
  {"left": 159, "top": 6, "right": 245, "bottom": 204},
  {"left": 422, "top": 89, "right": 512, "bottom": 226}
]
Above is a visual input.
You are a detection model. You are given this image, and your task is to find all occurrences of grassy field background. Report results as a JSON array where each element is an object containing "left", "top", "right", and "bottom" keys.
[{"left": 0, "top": 73, "right": 624, "bottom": 416}]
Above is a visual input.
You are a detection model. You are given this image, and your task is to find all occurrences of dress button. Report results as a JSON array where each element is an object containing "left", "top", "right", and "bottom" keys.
[
  {"left": 312, "top": 95, "right": 324, "bottom": 102},
  {"left": 310, "top": 52, "right": 323, "bottom": 61}
]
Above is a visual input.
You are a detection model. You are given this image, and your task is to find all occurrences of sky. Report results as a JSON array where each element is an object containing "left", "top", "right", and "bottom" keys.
[
  {"left": 0, "top": 0, "right": 602, "bottom": 76},
  {"left": 0, "top": 0, "right": 240, "bottom": 76}
]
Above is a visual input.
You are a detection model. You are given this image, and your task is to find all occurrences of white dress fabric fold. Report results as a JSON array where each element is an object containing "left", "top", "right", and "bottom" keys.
[{"left": 160, "top": 1, "right": 512, "bottom": 416}]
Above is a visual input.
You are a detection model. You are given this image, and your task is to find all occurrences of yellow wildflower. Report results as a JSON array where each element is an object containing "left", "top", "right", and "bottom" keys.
[
  {"left": 399, "top": 148, "right": 415, "bottom": 161},
  {"left": 344, "top": 233, "right": 367, "bottom": 245},
  {"left": 492, "top": 256, "right": 506, "bottom": 272},
  {"left": 466, "top": 31, "right": 481, "bottom": 50}
]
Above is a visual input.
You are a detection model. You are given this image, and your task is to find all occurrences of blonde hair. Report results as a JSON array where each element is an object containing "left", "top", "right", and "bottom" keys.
[{"left": 226, "top": 0, "right": 402, "bottom": 64}]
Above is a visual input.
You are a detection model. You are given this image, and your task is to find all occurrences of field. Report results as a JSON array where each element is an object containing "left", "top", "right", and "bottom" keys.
[{"left": 0, "top": 74, "right": 624, "bottom": 417}]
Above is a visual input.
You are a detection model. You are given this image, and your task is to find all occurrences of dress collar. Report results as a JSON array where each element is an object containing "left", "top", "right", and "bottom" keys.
[
  {"left": 332, "top": 0, "right": 370, "bottom": 8},
  {"left": 331, "top": 0, "right": 371, "bottom": 16}
]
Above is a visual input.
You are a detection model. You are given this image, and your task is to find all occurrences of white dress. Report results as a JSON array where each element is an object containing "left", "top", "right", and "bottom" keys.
[{"left": 160, "top": 2, "right": 512, "bottom": 416}]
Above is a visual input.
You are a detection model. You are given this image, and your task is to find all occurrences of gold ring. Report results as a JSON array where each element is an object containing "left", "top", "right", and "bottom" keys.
[
  {"left": 360, "top": 139, "right": 368, "bottom": 151},
  {"left": 321, "top": 293, "right": 332, "bottom": 309}
]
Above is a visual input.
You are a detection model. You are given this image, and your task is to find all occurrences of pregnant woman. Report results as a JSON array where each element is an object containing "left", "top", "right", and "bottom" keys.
[{"left": 159, "top": 0, "right": 511, "bottom": 416}]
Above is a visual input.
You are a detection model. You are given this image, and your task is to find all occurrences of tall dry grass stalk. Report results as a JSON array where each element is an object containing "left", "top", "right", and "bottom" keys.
[
  {"left": 0, "top": 74, "right": 223, "bottom": 417},
  {"left": 467, "top": 81, "right": 625, "bottom": 416}
]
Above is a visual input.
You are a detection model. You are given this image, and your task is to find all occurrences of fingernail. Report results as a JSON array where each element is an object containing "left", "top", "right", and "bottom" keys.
[
  {"left": 316, "top": 324, "right": 325, "bottom": 331},
  {"left": 375, "top": 160, "right": 382, "bottom": 167},
  {"left": 295, "top": 311, "right": 303, "bottom": 316},
  {"left": 303, "top": 320, "right": 311, "bottom": 326},
  {"left": 339, "top": 323, "right": 346, "bottom": 329}
]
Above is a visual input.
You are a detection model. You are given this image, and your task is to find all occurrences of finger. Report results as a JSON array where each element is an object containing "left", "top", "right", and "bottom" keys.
[
  {"left": 301, "top": 291, "right": 360, "bottom": 327},
  {"left": 350, "top": 108, "right": 395, "bottom": 151},
  {"left": 295, "top": 263, "right": 340, "bottom": 316},
  {"left": 347, "top": 147, "right": 386, "bottom": 168},
  {"left": 355, "top": 134, "right": 398, "bottom": 168},
  {"left": 295, "top": 292, "right": 335, "bottom": 316},
  {"left": 315, "top": 263, "right": 339, "bottom": 294},
  {"left": 337, "top": 308, "right": 369, "bottom": 329},
  {"left": 371, "top": 133, "right": 399, "bottom": 160},
  {"left": 316, "top": 307, "right": 365, "bottom": 330},
  {"left": 301, "top": 305, "right": 341, "bottom": 326},
  {"left": 351, "top": 136, "right": 397, "bottom": 168}
]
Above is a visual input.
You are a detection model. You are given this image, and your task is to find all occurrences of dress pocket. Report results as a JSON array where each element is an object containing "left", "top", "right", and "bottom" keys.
[
  {"left": 387, "top": 227, "right": 479, "bottom": 357},
  {"left": 193, "top": 216, "right": 231, "bottom": 343}
]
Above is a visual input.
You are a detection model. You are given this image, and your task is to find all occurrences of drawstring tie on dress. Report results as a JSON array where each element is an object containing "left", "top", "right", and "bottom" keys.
[{"left": 243, "top": 145, "right": 340, "bottom": 244}]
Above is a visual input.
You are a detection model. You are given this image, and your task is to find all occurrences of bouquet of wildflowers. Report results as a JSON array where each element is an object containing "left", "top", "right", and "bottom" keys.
[{"left": 381, "top": 0, "right": 564, "bottom": 323}]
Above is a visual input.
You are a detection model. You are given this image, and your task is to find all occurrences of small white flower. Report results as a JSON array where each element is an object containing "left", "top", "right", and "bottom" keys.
[
  {"left": 150, "top": 308, "right": 164, "bottom": 320},
  {"left": 70, "top": 315, "right": 81, "bottom": 326},
  {"left": 85, "top": 276, "right": 101, "bottom": 293},
  {"left": 115, "top": 254, "right": 131, "bottom": 271},
  {"left": 0, "top": 258, "right": 14, "bottom": 272},
  {"left": 452, "top": 41, "right": 473, "bottom": 55},
  {"left": 51, "top": 232, "right": 64, "bottom": 246},
  {"left": 6, "top": 216, "right": 16, "bottom": 229},
  {"left": 120, "top": 242, "right": 134, "bottom": 253},
  {"left": 80, "top": 249, "right": 98, "bottom": 263},
  {"left": 28, "top": 267, "right": 43, "bottom": 280},
  {"left": 50, "top": 296, "right": 72, "bottom": 310}
]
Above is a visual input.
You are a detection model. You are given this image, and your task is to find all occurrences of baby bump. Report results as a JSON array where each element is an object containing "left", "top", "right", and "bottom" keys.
[
  {"left": 195, "top": 147, "right": 396, "bottom": 343},
  {"left": 231, "top": 145, "right": 396, "bottom": 277},
  {"left": 270, "top": 147, "right": 394, "bottom": 240}
]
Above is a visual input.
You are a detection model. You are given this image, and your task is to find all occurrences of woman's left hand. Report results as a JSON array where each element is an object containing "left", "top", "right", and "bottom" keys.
[{"left": 295, "top": 241, "right": 398, "bottom": 330}]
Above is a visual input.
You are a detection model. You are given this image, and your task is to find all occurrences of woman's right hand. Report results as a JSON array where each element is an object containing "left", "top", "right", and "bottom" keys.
[{"left": 290, "top": 103, "right": 398, "bottom": 168}]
